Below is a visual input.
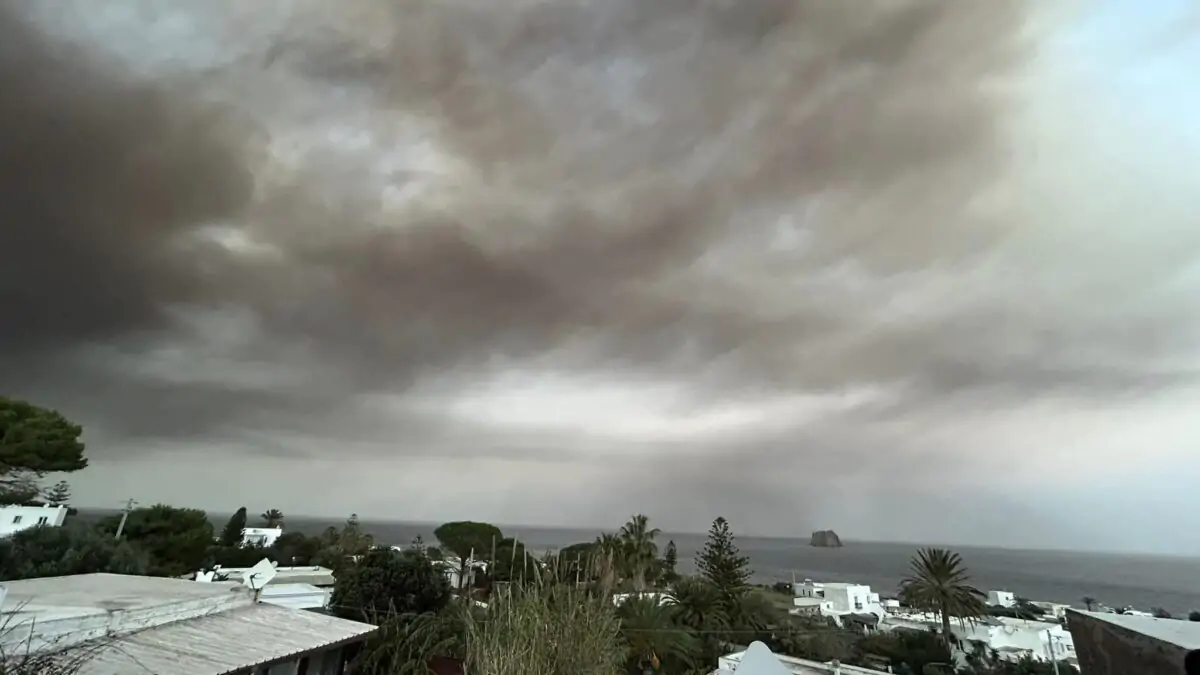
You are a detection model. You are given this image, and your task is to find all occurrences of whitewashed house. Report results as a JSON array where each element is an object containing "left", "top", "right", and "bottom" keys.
[{"left": 0, "top": 504, "right": 67, "bottom": 537}]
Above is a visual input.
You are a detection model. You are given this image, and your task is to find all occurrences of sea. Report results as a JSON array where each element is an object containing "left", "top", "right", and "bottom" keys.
[{"left": 79, "top": 511, "right": 1200, "bottom": 616}]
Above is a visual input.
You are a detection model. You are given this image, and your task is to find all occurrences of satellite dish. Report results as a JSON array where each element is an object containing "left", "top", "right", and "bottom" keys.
[{"left": 242, "top": 558, "right": 279, "bottom": 592}]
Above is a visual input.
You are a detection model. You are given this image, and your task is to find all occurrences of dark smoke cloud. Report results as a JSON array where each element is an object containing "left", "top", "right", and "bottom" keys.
[
  {"left": 2, "top": 0, "right": 1198, "bottom": 544},
  {"left": 0, "top": 3, "right": 254, "bottom": 354}
]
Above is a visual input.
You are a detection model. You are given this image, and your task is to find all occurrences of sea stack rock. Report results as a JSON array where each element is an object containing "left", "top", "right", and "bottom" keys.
[{"left": 810, "top": 530, "right": 843, "bottom": 547}]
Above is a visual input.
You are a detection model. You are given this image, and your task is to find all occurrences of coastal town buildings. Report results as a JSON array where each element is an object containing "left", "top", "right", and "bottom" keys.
[
  {"left": 882, "top": 611, "right": 1075, "bottom": 665},
  {"left": 0, "top": 503, "right": 67, "bottom": 537},
  {"left": 0, "top": 572, "right": 376, "bottom": 674},
  {"left": 1066, "top": 608, "right": 1200, "bottom": 674},
  {"left": 787, "top": 578, "right": 1075, "bottom": 665}
]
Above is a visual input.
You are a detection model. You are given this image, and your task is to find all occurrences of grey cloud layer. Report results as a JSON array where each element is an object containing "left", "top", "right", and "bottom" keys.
[{"left": 2, "top": 0, "right": 1195, "bottom": 482}]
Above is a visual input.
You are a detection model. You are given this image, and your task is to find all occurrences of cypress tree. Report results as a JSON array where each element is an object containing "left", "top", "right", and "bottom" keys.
[{"left": 220, "top": 506, "right": 248, "bottom": 547}]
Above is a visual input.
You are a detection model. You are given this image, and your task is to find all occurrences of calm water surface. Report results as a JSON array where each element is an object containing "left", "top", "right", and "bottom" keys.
[{"left": 264, "top": 517, "right": 1200, "bottom": 616}]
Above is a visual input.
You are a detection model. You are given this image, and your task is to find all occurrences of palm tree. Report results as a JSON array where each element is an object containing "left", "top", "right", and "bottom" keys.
[
  {"left": 667, "top": 576, "right": 730, "bottom": 667},
  {"left": 731, "top": 590, "right": 783, "bottom": 634},
  {"left": 619, "top": 514, "right": 661, "bottom": 592},
  {"left": 899, "top": 548, "right": 986, "bottom": 648},
  {"left": 617, "top": 596, "right": 700, "bottom": 673},
  {"left": 592, "top": 533, "right": 623, "bottom": 592},
  {"left": 261, "top": 509, "right": 284, "bottom": 528},
  {"left": 668, "top": 576, "right": 729, "bottom": 631},
  {"left": 1081, "top": 596, "right": 1097, "bottom": 611}
]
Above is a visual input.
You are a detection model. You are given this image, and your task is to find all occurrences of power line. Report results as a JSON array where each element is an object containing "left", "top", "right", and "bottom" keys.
[{"left": 316, "top": 603, "right": 868, "bottom": 634}]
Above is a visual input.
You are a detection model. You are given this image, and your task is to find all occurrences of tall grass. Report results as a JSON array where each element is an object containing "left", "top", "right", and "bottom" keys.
[{"left": 464, "top": 584, "right": 624, "bottom": 675}]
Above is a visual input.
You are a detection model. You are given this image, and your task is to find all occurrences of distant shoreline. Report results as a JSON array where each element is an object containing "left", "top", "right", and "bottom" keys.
[{"left": 66, "top": 508, "right": 1200, "bottom": 560}]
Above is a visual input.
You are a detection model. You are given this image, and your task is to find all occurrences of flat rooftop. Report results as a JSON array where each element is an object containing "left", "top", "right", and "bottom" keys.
[
  {"left": 1072, "top": 610, "right": 1200, "bottom": 649},
  {"left": 2, "top": 573, "right": 239, "bottom": 621}
]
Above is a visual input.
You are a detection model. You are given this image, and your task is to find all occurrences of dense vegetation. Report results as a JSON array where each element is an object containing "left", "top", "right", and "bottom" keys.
[{"left": 0, "top": 396, "right": 1081, "bottom": 675}]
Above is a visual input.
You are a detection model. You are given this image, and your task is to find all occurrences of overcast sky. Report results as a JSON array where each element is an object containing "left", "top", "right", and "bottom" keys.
[{"left": 3, "top": 0, "right": 1198, "bottom": 555}]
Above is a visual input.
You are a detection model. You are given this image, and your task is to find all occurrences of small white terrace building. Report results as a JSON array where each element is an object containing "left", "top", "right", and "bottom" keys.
[
  {"left": 0, "top": 504, "right": 67, "bottom": 537},
  {"left": 0, "top": 573, "right": 376, "bottom": 674}
]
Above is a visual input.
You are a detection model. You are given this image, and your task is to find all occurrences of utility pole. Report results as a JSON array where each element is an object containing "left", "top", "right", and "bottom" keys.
[
  {"left": 114, "top": 498, "right": 137, "bottom": 540},
  {"left": 1046, "top": 630, "right": 1061, "bottom": 675}
]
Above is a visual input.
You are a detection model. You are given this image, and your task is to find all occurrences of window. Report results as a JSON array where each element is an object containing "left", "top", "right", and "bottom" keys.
[
  {"left": 11, "top": 516, "right": 21, "bottom": 524},
  {"left": 37, "top": 516, "right": 48, "bottom": 525}
]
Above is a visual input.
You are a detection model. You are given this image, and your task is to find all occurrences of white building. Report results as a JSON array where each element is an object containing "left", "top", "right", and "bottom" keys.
[
  {"left": 987, "top": 590, "right": 1016, "bottom": 607},
  {"left": 430, "top": 555, "right": 488, "bottom": 589},
  {"left": 241, "top": 526, "right": 283, "bottom": 547},
  {"left": 718, "top": 641, "right": 882, "bottom": 675},
  {"left": 0, "top": 504, "right": 67, "bottom": 537},
  {"left": 0, "top": 573, "right": 375, "bottom": 674},
  {"left": 791, "top": 580, "right": 883, "bottom": 626}
]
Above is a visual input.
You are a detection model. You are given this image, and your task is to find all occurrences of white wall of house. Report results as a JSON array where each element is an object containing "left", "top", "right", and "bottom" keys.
[
  {"left": 242, "top": 527, "right": 283, "bottom": 547},
  {"left": 0, "top": 504, "right": 67, "bottom": 537}
]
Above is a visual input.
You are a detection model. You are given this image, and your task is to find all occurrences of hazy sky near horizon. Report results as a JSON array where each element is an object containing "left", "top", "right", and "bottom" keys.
[{"left": 4, "top": 0, "right": 1199, "bottom": 554}]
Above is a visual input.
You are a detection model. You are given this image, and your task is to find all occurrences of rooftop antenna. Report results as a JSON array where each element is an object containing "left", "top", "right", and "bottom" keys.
[{"left": 242, "top": 558, "right": 279, "bottom": 602}]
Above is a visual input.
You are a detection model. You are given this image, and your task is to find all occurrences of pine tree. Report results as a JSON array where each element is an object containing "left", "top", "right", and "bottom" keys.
[
  {"left": 220, "top": 507, "right": 248, "bottom": 547},
  {"left": 661, "top": 539, "right": 679, "bottom": 584},
  {"left": 43, "top": 480, "right": 71, "bottom": 506},
  {"left": 696, "top": 517, "right": 752, "bottom": 601}
]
